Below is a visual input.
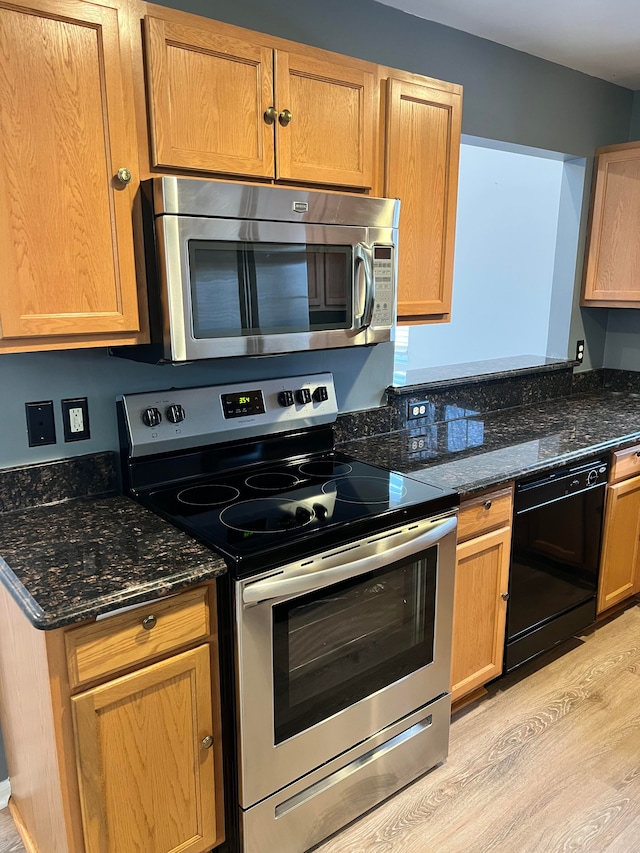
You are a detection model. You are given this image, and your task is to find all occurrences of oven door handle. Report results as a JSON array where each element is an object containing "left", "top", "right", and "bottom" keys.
[{"left": 242, "top": 515, "right": 457, "bottom": 604}]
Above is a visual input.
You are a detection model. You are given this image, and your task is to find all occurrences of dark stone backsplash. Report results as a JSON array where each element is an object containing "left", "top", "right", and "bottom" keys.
[
  {"left": 0, "top": 452, "right": 118, "bottom": 514},
  {"left": 333, "top": 406, "right": 393, "bottom": 443}
]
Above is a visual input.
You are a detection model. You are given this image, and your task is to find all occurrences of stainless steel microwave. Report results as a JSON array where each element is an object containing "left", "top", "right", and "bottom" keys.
[{"left": 130, "top": 177, "right": 400, "bottom": 363}]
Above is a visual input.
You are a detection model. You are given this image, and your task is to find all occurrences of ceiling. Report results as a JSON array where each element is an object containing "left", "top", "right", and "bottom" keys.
[{"left": 373, "top": 0, "right": 640, "bottom": 89}]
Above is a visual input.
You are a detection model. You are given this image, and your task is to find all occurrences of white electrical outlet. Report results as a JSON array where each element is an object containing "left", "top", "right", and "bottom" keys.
[{"left": 69, "top": 407, "right": 84, "bottom": 433}]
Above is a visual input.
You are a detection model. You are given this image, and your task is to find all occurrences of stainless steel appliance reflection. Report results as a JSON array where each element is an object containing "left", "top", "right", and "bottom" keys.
[
  {"left": 119, "top": 372, "right": 459, "bottom": 853},
  {"left": 235, "top": 512, "right": 457, "bottom": 852}
]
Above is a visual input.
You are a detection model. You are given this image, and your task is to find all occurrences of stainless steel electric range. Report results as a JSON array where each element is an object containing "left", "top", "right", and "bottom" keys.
[{"left": 119, "top": 373, "right": 459, "bottom": 853}]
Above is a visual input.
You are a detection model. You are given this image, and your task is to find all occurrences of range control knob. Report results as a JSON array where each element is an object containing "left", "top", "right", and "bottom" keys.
[
  {"left": 295, "top": 388, "right": 312, "bottom": 405},
  {"left": 166, "top": 404, "right": 185, "bottom": 424},
  {"left": 278, "top": 390, "right": 295, "bottom": 407},
  {"left": 312, "top": 386, "right": 329, "bottom": 403},
  {"left": 142, "top": 407, "right": 162, "bottom": 428},
  {"left": 313, "top": 502, "right": 328, "bottom": 520}
]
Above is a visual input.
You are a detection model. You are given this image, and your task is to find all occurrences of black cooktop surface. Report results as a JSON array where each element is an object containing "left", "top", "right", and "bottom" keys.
[{"left": 136, "top": 450, "right": 458, "bottom": 577}]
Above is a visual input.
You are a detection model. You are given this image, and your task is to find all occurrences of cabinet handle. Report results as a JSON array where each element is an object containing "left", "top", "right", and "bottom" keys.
[
  {"left": 264, "top": 106, "right": 278, "bottom": 124},
  {"left": 115, "top": 167, "right": 132, "bottom": 186},
  {"left": 501, "top": 592, "right": 510, "bottom": 601},
  {"left": 483, "top": 500, "right": 492, "bottom": 510},
  {"left": 142, "top": 614, "right": 157, "bottom": 630},
  {"left": 201, "top": 735, "right": 214, "bottom": 750},
  {"left": 279, "top": 109, "right": 292, "bottom": 127}
]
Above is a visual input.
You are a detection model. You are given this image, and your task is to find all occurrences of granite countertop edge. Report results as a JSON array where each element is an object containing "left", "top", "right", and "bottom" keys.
[
  {"left": 0, "top": 494, "right": 227, "bottom": 631},
  {"left": 0, "top": 556, "right": 228, "bottom": 631},
  {"left": 433, "top": 430, "right": 640, "bottom": 497}
]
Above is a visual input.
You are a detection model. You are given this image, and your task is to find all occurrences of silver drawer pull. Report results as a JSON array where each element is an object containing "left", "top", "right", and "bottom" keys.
[
  {"left": 201, "top": 735, "right": 214, "bottom": 750},
  {"left": 142, "top": 615, "right": 157, "bottom": 630},
  {"left": 484, "top": 500, "right": 492, "bottom": 510}
]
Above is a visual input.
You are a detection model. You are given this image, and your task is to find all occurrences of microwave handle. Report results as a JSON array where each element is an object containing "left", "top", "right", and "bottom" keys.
[
  {"left": 242, "top": 515, "right": 457, "bottom": 604},
  {"left": 354, "top": 242, "right": 375, "bottom": 330}
]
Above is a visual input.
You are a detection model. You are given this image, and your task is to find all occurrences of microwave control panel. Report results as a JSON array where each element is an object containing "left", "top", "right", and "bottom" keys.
[{"left": 371, "top": 246, "right": 395, "bottom": 328}]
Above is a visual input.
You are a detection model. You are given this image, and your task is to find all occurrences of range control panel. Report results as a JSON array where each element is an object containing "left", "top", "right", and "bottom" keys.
[{"left": 122, "top": 373, "right": 338, "bottom": 458}]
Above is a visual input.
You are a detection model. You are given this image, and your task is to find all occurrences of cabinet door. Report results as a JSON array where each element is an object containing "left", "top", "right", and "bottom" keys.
[
  {"left": 597, "top": 476, "right": 640, "bottom": 613},
  {"left": 275, "top": 50, "right": 374, "bottom": 188},
  {"left": 582, "top": 143, "right": 640, "bottom": 307},
  {"left": 0, "top": 0, "right": 140, "bottom": 346},
  {"left": 450, "top": 526, "right": 511, "bottom": 703},
  {"left": 144, "top": 15, "right": 275, "bottom": 178},
  {"left": 72, "top": 645, "right": 218, "bottom": 853},
  {"left": 385, "top": 78, "right": 461, "bottom": 322}
]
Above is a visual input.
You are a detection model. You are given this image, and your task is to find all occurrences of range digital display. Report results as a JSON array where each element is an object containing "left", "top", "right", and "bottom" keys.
[{"left": 221, "top": 390, "right": 265, "bottom": 419}]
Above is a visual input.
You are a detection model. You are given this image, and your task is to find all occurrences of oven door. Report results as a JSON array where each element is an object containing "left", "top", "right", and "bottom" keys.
[
  {"left": 234, "top": 512, "right": 457, "bottom": 809},
  {"left": 155, "top": 215, "right": 395, "bottom": 361}
]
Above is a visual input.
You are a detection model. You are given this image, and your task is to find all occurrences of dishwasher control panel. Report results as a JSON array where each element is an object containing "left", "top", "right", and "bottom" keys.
[{"left": 515, "top": 457, "right": 609, "bottom": 514}]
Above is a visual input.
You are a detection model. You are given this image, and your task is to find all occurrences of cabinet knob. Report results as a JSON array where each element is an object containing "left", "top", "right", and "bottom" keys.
[
  {"left": 501, "top": 592, "right": 510, "bottom": 601},
  {"left": 142, "top": 614, "right": 157, "bottom": 630},
  {"left": 201, "top": 735, "right": 214, "bottom": 750},
  {"left": 115, "top": 167, "right": 132, "bottom": 186},
  {"left": 635, "top": 450, "right": 640, "bottom": 457},
  {"left": 264, "top": 106, "right": 278, "bottom": 124},
  {"left": 278, "top": 109, "right": 292, "bottom": 127},
  {"left": 483, "top": 500, "right": 492, "bottom": 510}
]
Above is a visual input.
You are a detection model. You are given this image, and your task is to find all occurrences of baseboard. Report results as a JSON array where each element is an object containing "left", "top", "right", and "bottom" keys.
[{"left": 0, "top": 778, "right": 10, "bottom": 810}]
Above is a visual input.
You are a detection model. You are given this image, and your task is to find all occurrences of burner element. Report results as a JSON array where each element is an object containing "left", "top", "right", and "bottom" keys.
[
  {"left": 246, "top": 472, "right": 300, "bottom": 491},
  {"left": 177, "top": 484, "right": 240, "bottom": 507},
  {"left": 298, "top": 460, "right": 353, "bottom": 478},
  {"left": 220, "top": 498, "right": 315, "bottom": 533},
  {"left": 322, "top": 476, "right": 407, "bottom": 505}
]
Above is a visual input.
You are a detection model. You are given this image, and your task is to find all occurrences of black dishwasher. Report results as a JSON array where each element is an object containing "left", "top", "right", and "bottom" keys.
[{"left": 505, "top": 456, "right": 609, "bottom": 672}]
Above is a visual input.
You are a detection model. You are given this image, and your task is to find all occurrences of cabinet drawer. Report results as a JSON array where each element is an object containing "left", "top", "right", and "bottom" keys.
[
  {"left": 457, "top": 486, "right": 514, "bottom": 543},
  {"left": 65, "top": 586, "right": 210, "bottom": 690},
  {"left": 610, "top": 445, "right": 640, "bottom": 484}
]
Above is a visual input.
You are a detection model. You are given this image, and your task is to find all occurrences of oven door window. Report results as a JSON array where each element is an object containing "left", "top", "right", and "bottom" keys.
[
  {"left": 188, "top": 241, "right": 352, "bottom": 337},
  {"left": 272, "top": 549, "right": 437, "bottom": 744}
]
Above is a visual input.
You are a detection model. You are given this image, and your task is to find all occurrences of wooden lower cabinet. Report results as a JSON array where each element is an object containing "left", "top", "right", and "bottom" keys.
[
  {"left": 72, "top": 646, "right": 218, "bottom": 853},
  {"left": 450, "top": 487, "right": 513, "bottom": 704},
  {"left": 0, "top": 582, "right": 224, "bottom": 853},
  {"left": 597, "top": 473, "right": 640, "bottom": 613}
]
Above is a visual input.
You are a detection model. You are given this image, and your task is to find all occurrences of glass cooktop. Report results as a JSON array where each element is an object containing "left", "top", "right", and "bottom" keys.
[{"left": 138, "top": 451, "right": 458, "bottom": 577}]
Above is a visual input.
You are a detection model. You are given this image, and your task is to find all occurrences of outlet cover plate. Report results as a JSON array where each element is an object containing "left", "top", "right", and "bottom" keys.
[{"left": 61, "top": 398, "right": 90, "bottom": 442}]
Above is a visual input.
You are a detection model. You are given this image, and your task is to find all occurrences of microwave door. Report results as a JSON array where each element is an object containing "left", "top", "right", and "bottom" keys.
[
  {"left": 160, "top": 216, "right": 382, "bottom": 361},
  {"left": 250, "top": 247, "right": 314, "bottom": 332}
]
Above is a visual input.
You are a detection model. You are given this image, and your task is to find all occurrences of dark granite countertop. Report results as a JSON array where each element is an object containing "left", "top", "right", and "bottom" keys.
[
  {"left": 339, "top": 389, "right": 640, "bottom": 496},
  {"left": 0, "top": 454, "right": 226, "bottom": 630}
]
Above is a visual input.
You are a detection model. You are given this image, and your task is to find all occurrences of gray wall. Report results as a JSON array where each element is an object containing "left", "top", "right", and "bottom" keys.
[
  {"left": 0, "top": 0, "right": 636, "bottom": 782},
  {"left": 1, "top": 0, "right": 634, "bottom": 470}
]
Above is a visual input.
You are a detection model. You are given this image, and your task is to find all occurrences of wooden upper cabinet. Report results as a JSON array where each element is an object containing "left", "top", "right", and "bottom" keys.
[
  {"left": 0, "top": 0, "right": 141, "bottom": 351},
  {"left": 582, "top": 142, "right": 640, "bottom": 307},
  {"left": 142, "top": 9, "right": 375, "bottom": 189},
  {"left": 385, "top": 77, "right": 462, "bottom": 323},
  {"left": 274, "top": 51, "right": 374, "bottom": 188},
  {"left": 144, "top": 15, "right": 275, "bottom": 178}
]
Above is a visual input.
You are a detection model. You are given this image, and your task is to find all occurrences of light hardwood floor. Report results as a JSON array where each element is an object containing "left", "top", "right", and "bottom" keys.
[{"left": 1, "top": 602, "right": 639, "bottom": 853}]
